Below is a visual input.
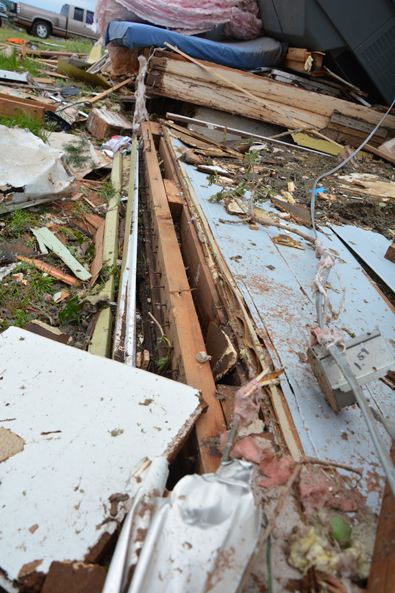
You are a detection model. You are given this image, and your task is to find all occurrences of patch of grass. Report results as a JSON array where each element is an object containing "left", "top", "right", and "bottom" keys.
[
  {"left": 65, "top": 37, "right": 94, "bottom": 54},
  {"left": 0, "top": 110, "right": 53, "bottom": 142},
  {"left": 97, "top": 180, "right": 116, "bottom": 203},
  {"left": 0, "top": 48, "right": 41, "bottom": 76},
  {"left": 0, "top": 24, "right": 94, "bottom": 55},
  {"left": 0, "top": 208, "right": 38, "bottom": 238}
]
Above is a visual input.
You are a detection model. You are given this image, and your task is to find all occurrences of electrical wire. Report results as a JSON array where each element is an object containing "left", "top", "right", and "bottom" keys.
[{"left": 309, "top": 98, "right": 395, "bottom": 497}]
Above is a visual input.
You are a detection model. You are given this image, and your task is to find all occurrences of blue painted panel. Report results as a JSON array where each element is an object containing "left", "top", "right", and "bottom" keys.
[{"left": 175, "top": 139, "right": 394, "bottom": 511}]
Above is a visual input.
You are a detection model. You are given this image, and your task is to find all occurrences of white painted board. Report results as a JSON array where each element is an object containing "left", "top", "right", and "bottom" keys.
[{"left": 0, "top": 327, "right": 201, "bottom": 583}]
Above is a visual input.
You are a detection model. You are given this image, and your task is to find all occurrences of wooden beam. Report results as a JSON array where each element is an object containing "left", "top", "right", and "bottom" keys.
[
  {"left": 142, "top": 121, "right": 225, "bottom": 473},
  {"left": 149, "top": 53, "right": 395, "bottom": 139},
  {"left": 367, "top": 446, "right": 395, "bottom": 592},
  {"left": 163, "top": 179, "right": 184, "bottom": 222}
]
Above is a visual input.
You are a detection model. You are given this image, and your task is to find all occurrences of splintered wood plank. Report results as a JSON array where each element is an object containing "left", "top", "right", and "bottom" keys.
[
  {"left": 163, "top": 178, "right": 184, "bottom": 221},
  {"left": 367, "top": 447, "right": 395, "bottom": 592},
  {"left": 142, "top": 121, "right": 224, "bottom": 473},
  {"left": 90, "top": 221, "right": 105, "bottom": 287},
  {"left": 31, "top": 228, "right": 91, "bottom": 281},
  {"left": 148, "top": 54, "right": 395, "bottom": 136},
  {"left": 158, "top": 131, "right": 227, "bottom": 334}
]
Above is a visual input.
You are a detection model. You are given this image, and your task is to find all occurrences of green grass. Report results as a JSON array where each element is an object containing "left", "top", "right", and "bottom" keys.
[
  {"left": 0, "top": 208, "right": 39, "bottom": 238},
  {"left": 0, "top": 23, "right": 95, "bottom": 54},
  {"left": 0, "top": 47, "right": 42, "bottom": 76},
  {"left": 0, "top": 111, "right": 53, "bottom": 142},
  {"left": 97, "top": 181, "right": 116, "bottom": 203}
]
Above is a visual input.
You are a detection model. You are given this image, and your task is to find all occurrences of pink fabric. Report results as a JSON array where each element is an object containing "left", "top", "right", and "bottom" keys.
[{"left": 94, "top": 0, "right": 262, "bottom": 40}]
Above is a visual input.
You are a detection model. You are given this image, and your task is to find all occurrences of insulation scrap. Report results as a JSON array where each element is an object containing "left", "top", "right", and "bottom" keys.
[
  {"left": 233, "top": 379, "right": 262, "bottom": 426},
  {"left": 94, "top": 0, "right": 262, "bottom": 39},
  {"left": 288, "top": 526, "right": 371, "bottom": 580},
  {"left": 298, "top": 466, "right": 365, "bottom": 513},
  {"left": 257, "top": 455, "right": 295, "bottom": 488},
  {"left": 230, "top": 435, "right": 272, "bottom": 465}
]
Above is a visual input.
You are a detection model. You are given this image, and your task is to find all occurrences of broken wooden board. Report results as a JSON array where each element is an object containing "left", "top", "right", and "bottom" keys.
[
  {"left": 17, "top": 256, "right": 78, "bottom": 286},
  {"left": 88, "top": 152, "right": 120, "bottom": 357},
  {"left": 25, "top": 320, "right": 72, "bottom": 345},
  {"left": 337, "top": 173, "right": 395, "bottom": 200},
  {"left": 0, "top": 326, "right": 203, "bottom": 586},
  {"left": 175, "top": 145, "right": 395, "bottom": 511},
  {"left": 292, "top": 133, "right": 371, "bottom": 158},
  {"left": 141, "top": 121, "right": 225, "bottom": 474},
  {"left": 367, "top": 447, "right": 395, "bottom": 593},
  {"left": 206, "top": 322, "right": 237, "bottom": 380},
  {"left": 31, "top": 227, "right": 91, "bottom": 281},
  {"left": 0, "top": 92, "right": 57, "bottom": 121},
  {"left": 86, "top": 107, "right": 133, "bottom": 141},
  {"left": 163, "top": 178, "right": 184, "bottom": 221},
  {"left": 271, "top": 196, "right": 312, "bottom": 227},
  {"left": 147, "top": 53, "right": 395, "bottom": 147}
]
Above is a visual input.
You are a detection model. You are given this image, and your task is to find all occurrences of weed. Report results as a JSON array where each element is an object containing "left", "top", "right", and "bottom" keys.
[
  {"left": 149, "top": 312, "right": 172, "bottom": 375},
  {"left": 100, "top": 263, "right": 121, "bottom": 290},
  {"left": 97, "top": 181, "right": 116, "bottom": 203},
  {"left": 58, "top": 295, "right": 82, "bottom": 325},
  {"left": 0, "top": 48, "right": 41, "bottom": 76},
  {"left": 0, "top": 110, "right": 53, "bottom": 142},
  {"left": 63, "top": 136, "right": 94, "bottom": 170},
  {"left": 1, "top": 208, "right": 37, "bottom": 238},
  {"left": 14, "top": 308, "right": 30, "bottom": 328},
  {"left": 31, "top": 273, "right": 55, "bottom": 296}
]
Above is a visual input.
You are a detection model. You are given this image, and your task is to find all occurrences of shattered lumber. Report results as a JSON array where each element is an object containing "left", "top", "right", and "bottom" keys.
[
  {"left": 141, "top": 121, "right": 225, "bottom": 473},
  {"left": 147, "top": 51, "right": 395, "bottom": 151}
]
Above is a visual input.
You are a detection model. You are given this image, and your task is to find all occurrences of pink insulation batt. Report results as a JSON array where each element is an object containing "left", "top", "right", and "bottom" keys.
[{"left": 94, "top": 0, "right": 262, "bottom": 40}]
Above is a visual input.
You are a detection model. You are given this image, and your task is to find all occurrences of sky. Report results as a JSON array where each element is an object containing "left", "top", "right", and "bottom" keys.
[{"left": 20, "top": 0, "right": 97, "bottom": 14}]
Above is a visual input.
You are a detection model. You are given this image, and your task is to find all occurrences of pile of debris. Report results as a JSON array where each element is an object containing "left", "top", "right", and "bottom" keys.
[{"left": 0, "top": 6, "right": 394, "bottom": 593}]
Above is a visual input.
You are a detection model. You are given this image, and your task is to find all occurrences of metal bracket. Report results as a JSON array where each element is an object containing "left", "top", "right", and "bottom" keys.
[{"left": 308, "top": 329, "right": 395, "bottom": 411}]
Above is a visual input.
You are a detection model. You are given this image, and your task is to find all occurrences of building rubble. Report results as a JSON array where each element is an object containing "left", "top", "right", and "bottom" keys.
[{"left": 0, "top": 4, "right": 394, "bottom": 593}]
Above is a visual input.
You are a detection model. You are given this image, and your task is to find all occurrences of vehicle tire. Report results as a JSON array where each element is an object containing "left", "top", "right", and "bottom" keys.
[{"left": 33, "top": 20, "right": 50, "bottom": 39}]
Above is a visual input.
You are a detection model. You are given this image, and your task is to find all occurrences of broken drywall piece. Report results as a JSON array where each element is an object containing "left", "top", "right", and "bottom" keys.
[
  {"left": 46, "top": 132, "right": 112, "bottom": 178},
  {"left": 32, "top": 227, "right": 91, "bottom": 281},
  {"left": 0, "top": 125, "right": 75, "bottom": 213},
  {"left": 0, "top": 326, "right": 203, "bottom": 586},
  {"left": 0, "top": 427, "right": 24, "bottom": 462}
]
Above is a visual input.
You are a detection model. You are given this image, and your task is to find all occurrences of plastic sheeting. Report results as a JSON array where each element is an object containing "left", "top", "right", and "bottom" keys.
[
  {"left": 0, "top": 126, "right": 75, "bottom": 213},
  {"left": 105, "top": 22, "right": 285, "bottom": 70},
  {"left": 94, "top": 0, "right": 262, "bottom": 40},
  {"left": 127, "top": 460, "right": 261, "bottom": 593}
]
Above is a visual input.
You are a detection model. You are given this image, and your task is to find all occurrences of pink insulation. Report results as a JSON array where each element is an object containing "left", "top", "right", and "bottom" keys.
[
  {"left": 233, "top": 379, "right": 262, "bottom": 427},
  {"left": 230, "top": 435, "right": 274, "bottom": 465},
  {"left": 257, "top": 456, "right": 295, "bottom": 489},
  {"left": 298, "top": 466, "right": 365, "bottom": 513},
  {"left": 94, "top": 0, "right": 262, "bottom": 40}
]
